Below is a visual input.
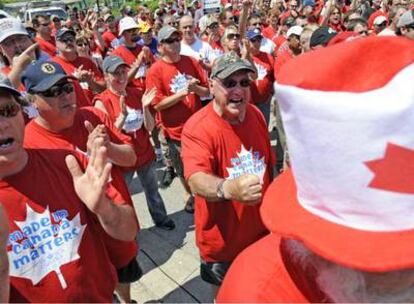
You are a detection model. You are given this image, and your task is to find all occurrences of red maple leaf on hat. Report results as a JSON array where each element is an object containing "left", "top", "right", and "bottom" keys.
[{"left": 365, "top": 143, "right": 414, "bottom": 194}]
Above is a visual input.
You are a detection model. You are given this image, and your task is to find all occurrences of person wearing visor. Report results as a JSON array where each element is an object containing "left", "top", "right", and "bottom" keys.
[
  {"left": 181, "top": 52, "right": 274, "bottom": 292},
  {"left": 0, "top": 69, "right": 137, "bottom": 302}
]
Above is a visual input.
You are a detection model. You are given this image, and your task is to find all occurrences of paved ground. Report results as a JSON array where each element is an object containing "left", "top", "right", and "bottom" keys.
[{"left": 129, "top": 166, "right": 216, "bottom": 303}]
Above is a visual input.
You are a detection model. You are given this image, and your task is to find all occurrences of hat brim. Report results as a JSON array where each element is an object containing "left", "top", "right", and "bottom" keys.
[
  {"left": 261, "top": 169, "right": 414, "bottom": 272},
  {"left": 0, "top": 84, "right": 21, "bottom": 97},
  {"left": 106, "top": 62, "right": 130, "bottom": 73},
  {"left": 31, "top": 75, "right": 76, "bottom": 93},
  {"left": 0, "top": 31, "right": 29, "bottom": 43},
  {"left": 215, "top": 66, "right": 256, "bottom": 80},
  {"left": 56, "top": 30, "right": 76, "bottom": 41},
  {"left": 119, "top": 25, "right": 139, "bottom": 36}
]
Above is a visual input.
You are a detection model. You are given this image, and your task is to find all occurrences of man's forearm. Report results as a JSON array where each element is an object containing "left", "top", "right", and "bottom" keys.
[
  {"left": 188, "top": 172, "right": 224, "bottom": 201},
  {"left": 153, "top": 91, "right": 187, "bottom": 111},
  {"left": 88, "top": 78, "right": 106, "bottom": 93},
  {"left": 96, "top": 196, "right": 138, "bottom": 241},
  {"left": 193, "top": 85, "right": 210, "bottom": 97},
  {"left": 107, "top": 143, "right": 137, "bottom": 167}
]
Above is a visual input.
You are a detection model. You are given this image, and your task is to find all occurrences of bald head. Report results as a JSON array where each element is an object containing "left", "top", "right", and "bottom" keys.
[{"left": 179, "top": 15, "right": 195, "bottom": 44}]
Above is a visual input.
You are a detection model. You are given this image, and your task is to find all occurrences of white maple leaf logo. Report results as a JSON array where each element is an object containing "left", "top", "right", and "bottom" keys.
[
  {"left": 7, "top": 205, "right": 86, "bottom": 289},
  {"left": 255, "top": 63, "right": 267, "bottom": 81},
  {"left": 226, "top": 145, "right": 266, "bottom": 183},
  {"left": 170, "top": 72, "right": 189, "bottom": 93}
]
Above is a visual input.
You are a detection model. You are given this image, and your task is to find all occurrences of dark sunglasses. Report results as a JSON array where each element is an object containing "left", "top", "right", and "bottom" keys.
[
  {"left": 208, "top": 22, "right": 219, "bottom": 29},
  {"left": 39, "top": 82, "right": 74, "bottom": 98},
  {"left": 59, "top": 36, "right": 75, "bottom": 44},
  {"left": 222, "top": 78, "right": 251, "bottom": 89},
  {"left": 162, "top": 36, "right": 181, "bottom": 44},
  {"left": 0, "top": 102, "right": 21, "bottom": 118},
  {"left": 227, "top": 33, "right": 241, "bottom": 40},
  {"left": 76, "top": 42, "right": 89, "bottom": 47},
  {"left": 250, "top": 36, "right": 262, "bottom": 42}
]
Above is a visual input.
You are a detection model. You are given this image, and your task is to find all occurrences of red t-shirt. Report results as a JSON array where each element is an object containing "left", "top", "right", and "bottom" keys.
[
  {"left": 181, "top": 103, "right": 274, "bottom": 262},
  {"left": 251, "top": 51, "right": 275, "bottom": 104},
  {"left": 23, "top": 107, "right": 138, "bottom": 269},
  {"left": 217, "top": 234, "right": 309, "bottom": 303},
  {"left": 52, "top": 55, "right": 103, "bottom": 104},
  {"left": 102, "top": 30, "right": 118, "bottom": 49},
  {"left": 93, "top": 88, "right": 156, "bottom": 170},
  {"left": 35, "top": 36, "right": 57, "bottom": 57},
  {"left": 111, "top": 44, "right": 153, "bottom": 90},
  {"left": 274, "top": 49, "right": 294, "bottom": 80},
  {"left": 262, "top": 25, "right": 277, "bottom": 40},
  {"left": 146, "top": 55, "right": 207, "bottom": 141},
  {"left": 2, "top": 149, "right": 120, "bottom": 302}
]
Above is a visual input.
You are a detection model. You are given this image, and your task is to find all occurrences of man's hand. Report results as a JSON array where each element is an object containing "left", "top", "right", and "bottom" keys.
[
  {"left": 187, "top": 77, "right": 200, "bottom": 93},
  {"left": 223, "top": 174, "right": 263, "bottom": 204},
  {"left": 12, "top": 43, "right": 38, "bottom": 71},
  {"left": 0, "top": 204, "right": 10, "bottom": 303},
  {"left": 142, "top": 87, "right": 157, "bottom": 108},
  {"left": 85, "top": 120, "right": 110, "bottom": 153},
  {"left": 74, "top": 65, "right": 94, "bottom": 83},
  {"left": 65, "top": 138, "right": 112, "bottom": 215}
]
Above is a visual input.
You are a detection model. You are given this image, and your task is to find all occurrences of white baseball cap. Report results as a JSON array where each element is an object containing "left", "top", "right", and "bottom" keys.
[
  {"left": 286, "top": 25, "right": 303, "bottom": 38},
  {"left": 119, "top": 16, "right": 139, "bottom": 36},
  {"left": 0, "top": 18, "right": 29, "bottom": 44}
]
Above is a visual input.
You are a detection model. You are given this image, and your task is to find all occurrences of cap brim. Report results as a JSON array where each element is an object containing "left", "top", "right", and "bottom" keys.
[
  {"left": 119, "top": 25, "right": 138, "bottom": 35},
  {"left": 106, "top": 62, "right": 129, "bottom": 73},
  {"left": 0, "top": 30, "right": 29, "bottom": 43},
  {"left": 261, "top": 169, "right": 414, "bottom": 272},
  {"left": 216, "top": 66, "right": 256, "bottom": 79},
  {"left": 31, "top": 75, "right": 76, "bottom": 93},
  {"left": 0, "top": 84, "right": 21, "bottom": 97},
  {"left": 56, "top": 30, "right": 76, "bottom": 40}
]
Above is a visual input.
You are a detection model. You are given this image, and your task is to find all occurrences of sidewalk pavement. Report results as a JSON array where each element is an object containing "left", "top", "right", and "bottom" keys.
[{"left": 129, "top": 170, "right": 216, "bottom": 303}]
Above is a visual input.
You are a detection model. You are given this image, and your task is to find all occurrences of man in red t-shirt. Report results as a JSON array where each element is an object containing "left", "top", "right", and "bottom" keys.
[
  {"left": 146, "top": 25, "right": 210, "bottom": 213},
  {"left": 181, "top": 52, "right": 274, "bottom": 292},
  {"left": 21, "top": 60, "right": 141, "bottom": 302},
  {"left": 246, "top": 29, "right": 275, "bottom": 125},
  {"left": 32, "top": 14, "right": 57, "bottom": 57},
  {"left": 102, "top": 13, "right": 119, "bottom": 49},
  {"left": 0, "top": 76, "right": 138, "bottom": 302},
  {"left": 0, "top": 204, "right": 8, "bottom": 302},
  {"left": 52, "top": 27, "right": 105, "bottom": 105}
]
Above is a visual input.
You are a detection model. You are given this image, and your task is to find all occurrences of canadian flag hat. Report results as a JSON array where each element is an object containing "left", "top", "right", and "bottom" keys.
[{"left": 262, "top": 37, "right": 414, "bottom": 271}]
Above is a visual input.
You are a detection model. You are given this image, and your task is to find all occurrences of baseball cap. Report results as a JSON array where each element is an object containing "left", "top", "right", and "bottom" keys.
[
  {"left": 55, "top": 27, "right": 76, "bottom": 41},
  {"left": 397, "top": 9, "right": 414, "bottom": 28},
  {"left": 287, "top": 25, "right": 303, "bottom": 38},
  {"left": 21, "top": 61, "right": 75, "bottom": 93},
  {"left": 138, "top": 21, "right": 152, "bottom": 33},
  {"left": 246, "top": 28, "right": 262, "bottom": 40},
  {"left": 266, "top": 36, "right": 414, "bottom": 272},
  {"left": 310, "top": 26, "right": 337, "bottom": 48},
  {"left": 119, "top": 16, "right": 139, "bottom": 35},
  {"left": 0, "top": 73, "right": 21, "bottom": 97},
  {"left": 303, "top": 0, "right": 315, "bottom": 7},
  {"left": 0, "top": 18, "right": 29, "bottom": 44},
  {"left": 211, "top": 52, "right": 255, "bottom": 79},
  {"left": 157, "top": 25, "right": 178, "bottom": 42},
  {"left": 102, "top": 56, "right": 129, "bottom": 73},
  {"left": 373, "top": 15, "right": 388, "bottom": 26}
]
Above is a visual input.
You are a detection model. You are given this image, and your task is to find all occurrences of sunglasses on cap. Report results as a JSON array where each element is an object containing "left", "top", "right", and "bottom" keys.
[
  {"left": 220, "top": 78, "right": 251, "bottom": 89},
  {"left": 162, "top": 36, "right": 181, "bottom": 44},
  {"left": 39, "top": 82, "right": 74, "bottom": 98},
  {"left": 227, "top": 33, "right": 241, "bottom": 40},
  {"left": 0, "top": 101, "right": 21, "bottom": 118}
]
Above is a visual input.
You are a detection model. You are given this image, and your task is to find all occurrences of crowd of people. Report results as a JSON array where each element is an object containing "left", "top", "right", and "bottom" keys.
[{"left": 0, "top": 0, "right": 414, "bottom": 301}]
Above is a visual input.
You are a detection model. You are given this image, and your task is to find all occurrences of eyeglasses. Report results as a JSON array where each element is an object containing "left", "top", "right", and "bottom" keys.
[
  {"left": 208, "top": 22, "right": 219, "bottom": 29},
  {"left": 59, "top": 36, "right": 75, "bottom": 44},
  {"left": 227, "top": 33, "right": 241, "bottom": 40},
  {"left": 39, "top": 82, "right": 74, "bottom": 98},
  {"left": 220, "top": 78, "right": 251, "bottom": 89},
  {"left": 76, "top": 42, "right": 89, "bottom": 47},
  {"left": 162, "top": 36, "right": 181, "bottom": 44},
  {"left": 250, "top": 36, "right": 262, "bottom": 43},
  {"left": 0, "top": 102, "right": 21, "bottom": 118}
]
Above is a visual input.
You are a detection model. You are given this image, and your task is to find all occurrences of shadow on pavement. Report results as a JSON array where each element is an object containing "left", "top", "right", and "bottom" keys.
[{"left": 160, "top": 275, "right": 216, "bottom": 303}]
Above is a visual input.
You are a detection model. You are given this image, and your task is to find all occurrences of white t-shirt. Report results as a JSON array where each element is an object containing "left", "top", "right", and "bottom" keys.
[
  {"left": 260, "top": 37, "right": 276, "bottom": 55},
  {"left": 180, "top": 37, "right": 217, "bottom": 65},
  {"left": 378, "top": 27, "right": 396, "bottom": 36}
]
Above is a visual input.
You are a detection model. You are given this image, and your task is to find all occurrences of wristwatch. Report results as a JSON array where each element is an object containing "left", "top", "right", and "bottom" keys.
[{"left": 217, "top": 179, "right": 227, "bottom": 200}]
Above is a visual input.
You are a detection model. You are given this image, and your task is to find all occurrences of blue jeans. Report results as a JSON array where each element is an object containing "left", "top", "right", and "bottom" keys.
[{"left": 124, "top": 162, "right": 168, "bottom": 225}]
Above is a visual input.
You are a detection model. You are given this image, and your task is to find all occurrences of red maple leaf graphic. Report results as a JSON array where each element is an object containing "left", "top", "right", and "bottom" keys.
[{"left": 365, "top": 143, "right": 414, "bottom": 194}]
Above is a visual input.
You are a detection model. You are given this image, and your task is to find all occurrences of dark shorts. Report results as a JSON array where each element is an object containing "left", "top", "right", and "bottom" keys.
[
  {"left": 166, "top": 139, "right": 184, "bottom": 178},
  {"left": 116, "top": 258, "right": 143, "bottom": 284},
  {"left": 200, "top": 259, "right": 231, "bottom": 286}
]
